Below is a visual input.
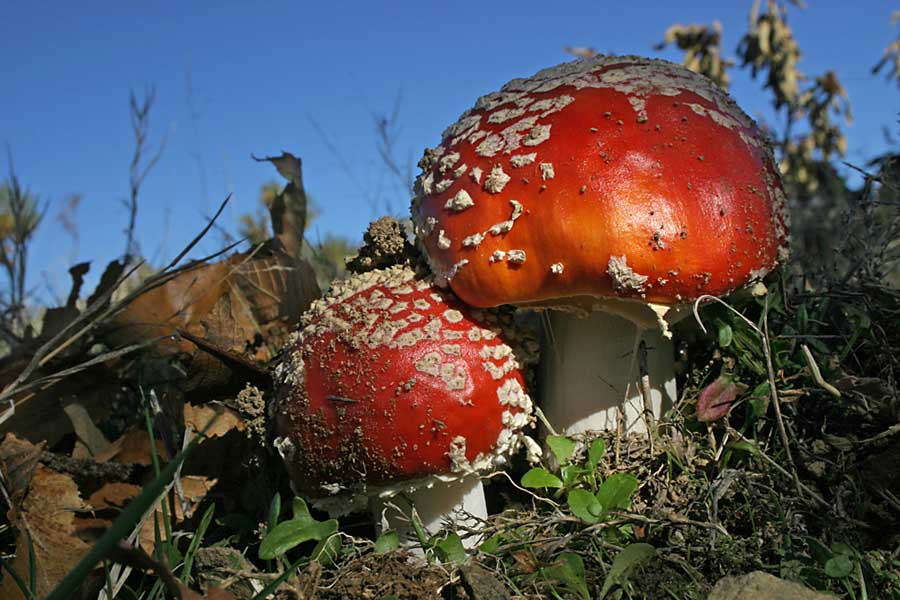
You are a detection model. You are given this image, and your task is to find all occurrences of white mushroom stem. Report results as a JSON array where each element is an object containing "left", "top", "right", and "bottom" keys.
[
  {"left": 370, "top": 475, "right": 488, "bottom": 550},
  {"left": 540, "top": 310, "right": 677, "bottom": 436}
]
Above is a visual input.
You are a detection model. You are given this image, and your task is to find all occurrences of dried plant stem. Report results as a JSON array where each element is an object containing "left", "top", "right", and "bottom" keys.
[
  {"left": 0, "top": 198, "right": 233, "bottom": 411},
  {"left": 637, "top": 339, "right": 656, "bottom": 455},
  {"left": 693, "top": 294, "right": 802, "bottom": 497},
  {"left": 726, "top": 426, "right": 829, "bottom": 509},
  {"left": 761, "top": 296, "right": 800, "bottom": 490},
  {"left": 800, "top": 343, "right": 842, "bottom": 397}
]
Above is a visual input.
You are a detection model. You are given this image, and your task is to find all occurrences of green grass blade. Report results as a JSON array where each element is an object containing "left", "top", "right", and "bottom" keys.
[
  {"left": 250, "top": 554, "right": 309, "bottom": 600},
  {"left": 0, "top": 557, "right": 35, "bottom": 600},
  {"left": 44, "top": 432, "right": 203, "bottom": 600},
  {"left": 26, "top": 531, "right": 36, "bottom": 596},
  {"left": 181, "top": 503, "right": 215, "bottom": 583}
]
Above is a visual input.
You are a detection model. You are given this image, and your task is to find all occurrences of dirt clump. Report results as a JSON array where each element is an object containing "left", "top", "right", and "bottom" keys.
[
  {"left": 296, "top": 551, "right": 448, "bottom": 599},
  {"left": 345, "top": 217, "right": 415, "bottom": 273}
]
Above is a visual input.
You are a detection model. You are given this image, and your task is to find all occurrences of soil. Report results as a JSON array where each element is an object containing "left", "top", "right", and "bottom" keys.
[{"left": 295, "top": 551, "right": 449, "bottom": 599}]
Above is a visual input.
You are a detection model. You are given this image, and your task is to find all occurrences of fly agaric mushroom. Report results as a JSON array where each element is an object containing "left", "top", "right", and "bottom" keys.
[
  {"left": 411, "top": 55, "right": 789, "bottom": 436},
  {"left": 273, "top": 265, "right": 537, "bottom": 544}
]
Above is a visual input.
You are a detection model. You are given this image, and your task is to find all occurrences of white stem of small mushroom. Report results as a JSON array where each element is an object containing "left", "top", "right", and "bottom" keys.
[
  {"left": 370, "top": 475, "right": 488, "bottom": 550},
  {"left": 540, "top": 310, "right": 677, "bottom": 436}
]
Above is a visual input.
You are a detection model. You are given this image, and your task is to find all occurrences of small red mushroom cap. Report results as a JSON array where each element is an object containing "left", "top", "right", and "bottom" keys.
[
  {"left": 411, "top": 55, "right": 789, "bottom": 310},
  {"left": 273, "top": 265, "right": 536, "bottom": 498}
]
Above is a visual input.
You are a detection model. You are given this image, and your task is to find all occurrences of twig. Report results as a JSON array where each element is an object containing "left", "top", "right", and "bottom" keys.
[
  {"left": 725, "top": 426, "right": 830, "bottom": 509},
  {"left": 485, "top": 470, "right": 561, "bottom": 511},
  {"left": 858, "top": 422, "right": 900, "bottom": 448},
  {"left": 123, "top": 87, "right": 167, "bottom": 261}
]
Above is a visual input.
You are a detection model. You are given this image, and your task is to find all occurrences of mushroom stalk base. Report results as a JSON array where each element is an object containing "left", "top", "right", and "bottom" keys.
[
  {"left": 541, "top": 310, "right": 676, "bottom": 436},
  {"left": 371, "top": 475, "right": 487, "bottom": 550}
]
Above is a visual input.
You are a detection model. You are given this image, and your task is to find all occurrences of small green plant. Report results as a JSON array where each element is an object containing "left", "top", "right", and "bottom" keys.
[
  {"left": 539, "top": 552, "right": 590, "bottom": 600},
  {"left": 522, "top": 436, "right": 639, "bottom": 526},
  {"left": 780, "top": 538, "right": 884, "bottom": 600},
  {"left": 406, "top": 510, "right": 468, "bottom": 564},
  {"left": 519, "top": 435, "right": 656, "bottom": 598},
  {"left": 258, "top": 496, "right": 339, "bottom": 563}
]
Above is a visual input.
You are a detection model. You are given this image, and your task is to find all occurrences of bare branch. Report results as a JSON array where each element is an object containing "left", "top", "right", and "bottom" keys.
[{"left": 123, "top": 87, "right": 167, "bottom": 262}]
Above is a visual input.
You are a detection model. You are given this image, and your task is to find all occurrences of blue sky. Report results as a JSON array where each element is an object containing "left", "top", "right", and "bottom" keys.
[{"left": 2, "top": 1, "right": 898, "bottom": 303}]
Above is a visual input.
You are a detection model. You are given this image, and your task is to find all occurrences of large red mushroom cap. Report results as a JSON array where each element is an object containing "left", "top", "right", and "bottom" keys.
[
  {"left": 273, "top": 265, "right": 536, "bottom": 499},
  {"left": 411, "top": 55, "right": 789, "bottom": 313}
]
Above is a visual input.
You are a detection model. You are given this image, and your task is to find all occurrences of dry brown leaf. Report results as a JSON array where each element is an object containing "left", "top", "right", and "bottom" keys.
[
  {"left": 183, "top": 403, "right": 246, "bottom": 438},
  {"left": 0, "top": 363, "right": 123, "bottom": 447},
  {"left": 177, "top": 582, "right": 238, "bottom": 600},
  {"left": 102, "top": 248, "right": 318, "bottom": 389},
  {"left": 95, "top": 429, "right": 170, "bottom": 465},
  {"left": 88, "top": 482, "right": 142, "bottom": 509},
  {"left": 63, "top": 401, "right": 111, "bottom": 457},
  {"left": 511, "top": 549, "right": 538, "bottom": 574},
  {"left": 138, "top": 475, "right": 217, "bottom": 554},
  {"left": 0, "top": 434, "right": 91, "bottom": 599},
  {"left": 0, "top": 259, "right": 129, "bottom": 447},
  {"left": 0, "top": 433, "right": 44, "bottom": 507}
]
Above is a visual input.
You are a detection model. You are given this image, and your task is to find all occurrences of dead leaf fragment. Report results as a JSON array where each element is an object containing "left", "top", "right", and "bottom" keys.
[
  {"left": 95, "top": 429, "right": 170, "bottom": 466},
  {"left": 88, "top": 482, "right": 142, "bottom": 509},
  {"left": 183, "top": 403, "right": 246, "bottom": 438},
  {"left": 0, "top": 434, "right": 91, "bottom": 599},
  {"left": 64, "top": 401, "right": 111, "bottom": 457},
  {"left": 103, "top": 248, "right": 318, "bottom": 389},
  {"left": 0, "top": 433, "right": 44, "bottom": 507},
  {"left": 138, "top": 475, "right": 216, "bottom": 554}
]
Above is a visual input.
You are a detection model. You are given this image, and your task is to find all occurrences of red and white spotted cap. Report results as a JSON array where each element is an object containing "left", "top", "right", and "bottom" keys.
[
  {"left": 273, "top": 265, "right": 537, "bottom": 499},
  {"left": 411, "top": 55, "right": 789, "bottom": 313}
]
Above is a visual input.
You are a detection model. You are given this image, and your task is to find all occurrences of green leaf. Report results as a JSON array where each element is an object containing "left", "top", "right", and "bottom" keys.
[
  {"left": 547, "top": 435, "right": 577, "bottom": 465},
  {"left": 374, "top": 530, "right": 400, "bottom": 553},
  {"left": 479, "top": 534, "right": 502, "bottom": 554},
  {"left": 291, "top": 497, "right": 315, "bottom": 526},
  {"left": 521, "top": 467, "right": 564, "bottom": 489},
  {"left": 561, "top": 465, "right": 590, "bottom": 488},
  {"left": 311, "top": 534, "right": 341, "bottom": 566},
  {"left": 747, "top": 397, "right": 768, "bottom": 422},
  {"left": 250, "top": 553, "right": 310, "bottom": 600},
  {"left": 434, "top": 533, "right": 467, "bottom": 564},
  {"left": 726, "top": 440, "right": 758, "bottom": 454},
  {"left": 258, "top": 518, "right": 338, "bottom": 560},
  {"left": 803, "top": 536, "right": 833, "bottom": 565},
  {"left": 596, "top": 473, "right": 638, "bottom": 512},
  {"left": 568, "top": 489, "right": 603, "bottom": 523},
  {"left": 0, "top": 551, "right": 35, "bottom": 600},
  {"left": 831, "top": 542, "right": 854, "bottom": 556},
  {"left": 587, "top": 438, "right": 606, "bottom": 471},
  {"left": 541, "top": 552, "right": 590, "bottom": 600},
  {"left": 824, "top": 554, "right": 855, "bottom": 578},
  {"left": 599, "top": 543, "right": 656, "bottom": 598},
  {"left": 796, "top": 302, "right": 808, "bottom": 332},
  {"left": 266, "top": 493, "right": 282, "bottom": 532},
  {"left": 717, "top": 321, "right": 734, "bottom": 347},
  {"left": 751, "top": 381, "right": 770, "bottom": 397}
]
